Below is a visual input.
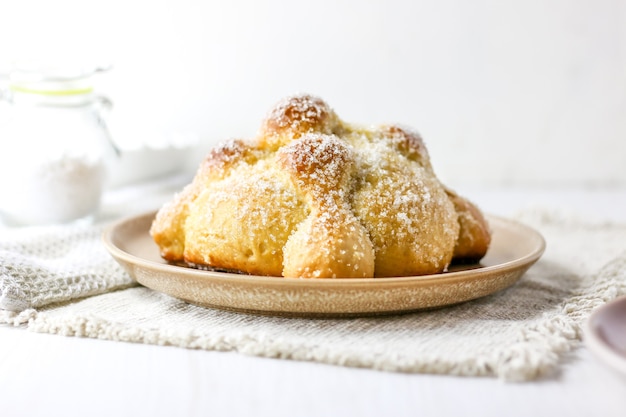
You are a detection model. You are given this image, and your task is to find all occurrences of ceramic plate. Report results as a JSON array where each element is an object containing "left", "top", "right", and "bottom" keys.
[
  {"left": 584, "top": 296, "right": 626, "bottom": 375},
  {"left": 102, "top": 211, "right": 545, "bottom": 317}
]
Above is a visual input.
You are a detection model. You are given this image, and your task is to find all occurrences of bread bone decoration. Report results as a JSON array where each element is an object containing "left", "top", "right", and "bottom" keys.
[{"left": 151, "top": 94, "right": 491, "bottom": 278}]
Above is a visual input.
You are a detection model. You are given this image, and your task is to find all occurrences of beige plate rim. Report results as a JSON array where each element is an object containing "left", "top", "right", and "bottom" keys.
[{"left": 102, "top": 210, "right": 546, "bottom": 316}]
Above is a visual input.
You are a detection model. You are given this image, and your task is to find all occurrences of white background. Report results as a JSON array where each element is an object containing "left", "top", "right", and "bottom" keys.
[
  {"left": 1, "top": 0, "right": 624, "bottom": 187},
  {"left": 1, "top": 3, "right": 626, "bottom": 415}
]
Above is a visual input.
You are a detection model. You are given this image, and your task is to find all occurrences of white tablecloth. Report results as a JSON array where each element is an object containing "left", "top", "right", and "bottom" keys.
[{"left": 1, "top": 176, "right": 625, "bottom": 417}]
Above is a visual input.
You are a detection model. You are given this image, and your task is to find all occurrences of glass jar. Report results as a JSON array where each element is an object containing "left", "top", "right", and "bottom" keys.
[{"left": 0, "top": 63, "right": 117, "bottom": 226}]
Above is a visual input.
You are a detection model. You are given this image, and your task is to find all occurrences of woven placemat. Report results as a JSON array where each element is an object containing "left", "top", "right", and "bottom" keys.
[{"left": 1, "top": 209, "right": 625, "bottom": 381}]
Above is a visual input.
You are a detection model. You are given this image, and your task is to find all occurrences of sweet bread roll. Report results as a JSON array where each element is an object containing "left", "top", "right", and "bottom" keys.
[
  {"left": 445, "top": 187, "right": 492, "bottom": 260},
  {"left": 150, "top": 94, "right": 491, "bottom": 278}
]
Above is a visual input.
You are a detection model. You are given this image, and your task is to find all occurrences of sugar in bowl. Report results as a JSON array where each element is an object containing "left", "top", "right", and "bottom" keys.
[{"left": 0, "top": 62, "right": 117, "bottom": 226}]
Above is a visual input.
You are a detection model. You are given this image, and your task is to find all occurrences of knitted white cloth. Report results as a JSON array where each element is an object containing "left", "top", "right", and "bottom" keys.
[
  {"left": 1, "top": 209, "right": 625, "bottom": 381},
  {"left": 0, "top": 223, "right": 135, "bottom": 311}
]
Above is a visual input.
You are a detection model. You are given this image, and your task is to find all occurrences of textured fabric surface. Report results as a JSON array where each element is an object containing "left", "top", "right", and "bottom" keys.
[
  {"left": 1, "top": 209, "right": 625, "bottom": 381},
  {"left": 0, "top": 223, "right": 135, "bottom": 311}
]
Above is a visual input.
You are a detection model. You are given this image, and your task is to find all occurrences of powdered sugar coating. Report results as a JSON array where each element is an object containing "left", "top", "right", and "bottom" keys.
[
  {"left": 151, "top": 94, "right": 489, "bottom": 278},
  {"left": 279, "top": 134, "right": 352, "bottom": 197},
  {"left": 278, "top": 134, "right": 375, "bottom": 278},
  {"left": 259, "top": 94, "right": 340, "bottom": 149}
]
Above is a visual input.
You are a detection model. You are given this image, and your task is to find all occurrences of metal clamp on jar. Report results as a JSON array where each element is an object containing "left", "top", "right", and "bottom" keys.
[{"left": 0, "top": 62, "right": 118, "bottom": 226}]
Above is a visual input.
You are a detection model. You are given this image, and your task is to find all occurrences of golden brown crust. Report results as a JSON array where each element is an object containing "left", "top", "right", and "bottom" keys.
[
  {"left": 150, "top": 139, "right": 257, "bottom": 261},
  {"left": 258, "top": 94, "right": 340, "bottom": 150},
  {"left": 445, "top": 187, "right": 492, "bottom": 261},
  {"left": 198, "top": 139, "right": 250, "bottom": 180},
  {"left": 182, "top": 163, "right": 306, "bottom": 276},
  {"left": 278, "top": 134, "right": 375, "bottom": 278},
  {"left": 150, "top": 94, "right": 491, "bottom": 278},
  {"left": 379, "top": 125, "right": 432, "bottom": 170}
]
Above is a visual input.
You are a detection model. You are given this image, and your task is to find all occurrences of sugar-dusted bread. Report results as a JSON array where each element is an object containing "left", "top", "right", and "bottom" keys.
[{"left": 150, "top": 94, "right": 491, "bottom": 278}]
